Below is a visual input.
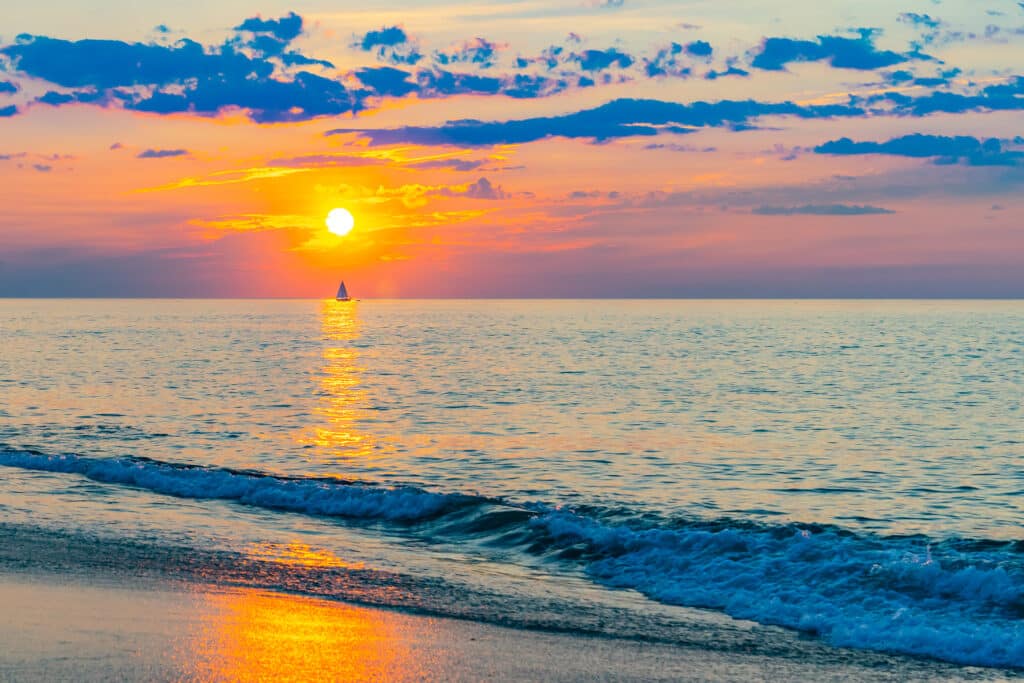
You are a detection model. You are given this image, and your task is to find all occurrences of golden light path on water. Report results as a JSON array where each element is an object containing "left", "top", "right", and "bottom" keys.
[{"left": 299, "top": 300, "right": 374, "bottom": 460}]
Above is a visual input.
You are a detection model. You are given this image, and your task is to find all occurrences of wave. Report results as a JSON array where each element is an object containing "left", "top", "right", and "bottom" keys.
[
  {"left": 532, "top": 512, "right": 1024, "bottom": 669},
  {"left": 0, "top": 448, "right": 481, "bottom": 522},
  {"left": 1, "top": 446, "right": 1022, "bottom": 669}
]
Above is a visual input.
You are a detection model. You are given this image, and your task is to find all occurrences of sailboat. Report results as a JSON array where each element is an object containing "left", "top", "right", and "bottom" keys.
[{"left": 336, "top": 281, "right": 352, "bottom": 302}]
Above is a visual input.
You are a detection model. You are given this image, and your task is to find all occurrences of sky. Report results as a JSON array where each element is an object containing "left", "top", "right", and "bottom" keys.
[{"left": 0, "top": 0, "right": 1022, "bottom": 297}]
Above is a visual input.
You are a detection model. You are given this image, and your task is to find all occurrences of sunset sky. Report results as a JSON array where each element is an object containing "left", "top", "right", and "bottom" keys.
[{"left": 1, "top": 0, "right": 1021, "bottom": 297}]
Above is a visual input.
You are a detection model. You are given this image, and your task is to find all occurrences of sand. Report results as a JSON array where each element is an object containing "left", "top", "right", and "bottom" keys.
[{"left": 0, "top": 570, "right": 1013, "bottom": 683}]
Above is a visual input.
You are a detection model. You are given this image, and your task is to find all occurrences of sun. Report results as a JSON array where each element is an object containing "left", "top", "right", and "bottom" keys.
[{"left": 326, "top": 208, "right": 355, "bottom": 237}]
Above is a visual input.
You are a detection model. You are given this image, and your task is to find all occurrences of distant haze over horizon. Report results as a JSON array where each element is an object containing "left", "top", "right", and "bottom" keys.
[{"left": 0, "top": 0, "right": 1022, "bottom": 297}]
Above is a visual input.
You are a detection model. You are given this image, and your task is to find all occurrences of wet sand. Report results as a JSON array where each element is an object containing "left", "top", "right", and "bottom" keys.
[{"left": 0, "top": 571, "right": 1012, "bottom": 682}]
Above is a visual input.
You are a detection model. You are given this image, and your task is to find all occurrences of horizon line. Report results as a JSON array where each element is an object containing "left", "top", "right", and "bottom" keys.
[{"left": 2, "top": 296, "right": 1023, "bottom": 301}]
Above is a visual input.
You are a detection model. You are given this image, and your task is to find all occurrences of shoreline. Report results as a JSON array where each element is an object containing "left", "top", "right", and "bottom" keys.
[
  {"left": 0, "top": 561, "right": 1015, "bottom": 682},
  {"left": 0, "top": 569, "right": 1007, "bottom": 683}
]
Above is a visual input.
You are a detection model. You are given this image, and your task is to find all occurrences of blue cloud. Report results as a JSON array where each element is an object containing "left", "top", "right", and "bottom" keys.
[
  {"left": 235, "top": 12, "right": 303, "bottom": 43},
  {"left": 36, "top": 91, "right": 74, "bottom": 105},
  {"left": 643, "top": 43, "right": 690, "bottom": 78},
  {"left": 685, "top": 40, "right": 713, "bottom": 58},
  {"left": 137, "top": 148, "right": 189, "bottom": 158},
  {"left": 815, "top": 134, "right": 1024, "bottom": 166},
  {"left": 36, "top": 89, "right": 107, "bottom": 106},
  {"left": 356, "top": 26, "right": 422, "bottom": 65},
  {"left": 873, "top": 76, "right": 1024, "bottom": 117},
  {"left": 434, "top": 38, "right": 499, "bottom": 69},
  {"left": 329, "top": 97, "right": 862, "bottom": 146},
  {"left": 359, "top": 26, "right": 408, "bottom": 50},
  {"left": 129, "top": 70, "right": 357, "bottom": 123},
  {"left": 500, "top": 73, "right": 570, "bottom": 99},
  {"left": 575, "top": 48, "right": 634, "bottom": 71},
  {"left": 415, "top": 69, "right": 502, "bottom": 96},
  {"left": 1, "top": 35, "right": 272, "bottom": 89},
  {"left": 751, "top": 34, "right": 910, "bottom": 71},
  {"left": 2, "top": 33, "right": 358, "bottom": 123},
  {"left": 0, "top": 105, "right": 17, "bottom": 117},
  {"left": 355, "top": 67, "right": 418, "bottom": 96},
  {"left": 752, "top": 204, "right": 895, "bottom": 215},
  {"left": 409, "top": 69, "right": 568, "bottom": 99},
  {"left": 0, "top": 81, "right": 17, "bottom": 94},
  {"left": 898, "top": 12, "right": 941, "bottom": 30},
  {"left": 705, "top": 63, "right": 749, "bottom": 80}
]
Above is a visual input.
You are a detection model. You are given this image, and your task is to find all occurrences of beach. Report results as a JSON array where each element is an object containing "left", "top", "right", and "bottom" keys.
[{"left": 2, "top": 568, "right": 1010, "bottom": 683}]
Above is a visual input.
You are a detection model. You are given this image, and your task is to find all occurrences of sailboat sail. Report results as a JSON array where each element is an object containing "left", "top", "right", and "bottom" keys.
[{"left": 336, "top": 281, "right": 349, "bottom": 300}]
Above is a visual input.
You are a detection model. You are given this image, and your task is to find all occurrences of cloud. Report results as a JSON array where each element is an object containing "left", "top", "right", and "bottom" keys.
[
  {"left": 644, "top": 142, "right": 716, "bottom": 152},
  {"left": 355, "top": 66, "right": 418, "bottom": 96},
  {"left": 356, "top": 25, "right": 422, "bottom": 65},
  {"left": 643, "top": 43, "right": 690, "bottom": 78},
  {"left": 705, "top": 63, "right": 749, "bottom": 80},
  {"left": 233, "top": 12, "right": 310, "bottom": 63},
  {"left": 883, "top": 66, "right": 959, "bottom": 88},
  {"left": 267, "top": 153, "right": 384, "bottom": 168},
  {"left": 358, "top": 26, "right": 408, "bottom": 50},
  {"left": 574, "top": 48, "right": 633, "bottom": 71},
  {"left": 0, "top": 81, "right": 17, "bottom": 94},
  {"left": 329, "top": 97, "right": 861, "bottom": 146},
  {"left": 407, "top": 158, "right": 488, "bottom": 171},
  {"left": 871, "top": 76, "right": 1024, "bottom": 117},
  {"left": 414, "top": 69, "right": 568, "bottom": 99},
  {"left": 752, "top": 204, "right": 895, "bottom": 215},
  {"left": 685, "top": 40, "right": 713, "bottom": 58},
  {"left": 461, "top": 177, "right": 506, "bottom": 199},
  {"left": 1, "top": 27, "right": 357, "bottom": 123},
  {"left": 354, "top": 66, "right": 569, "bottom": 101},
  {"left": 751, "top": 33, "right": 911, "bottom": 71},
  {"left": 0, "top": 105, "right": 16, "bottom": 117},
  {"left": 2, "top": 35, "right": 268, "bottom": 89},
  {"left": 235, "top": 12, "right": 303, "bottom": 43},
  {"left": 33, "top": 164, "right": 52, "bottom": 172},
  {"left": 815, "top": 134, "right": 1024, "bottom": 166},
  {"left": 130, "top": 70, "right": 356, "bottom": 122},
  {"left": 333, "top": 178, "right": 509, "bottom": 207},
  {"left": 898, "top": 11, "right": 942, "bottom": 37},
  {"left": 137, "top": 148, "right": 188, "bottom": 159},
  {"left": 434, "top": 38, "right": 500, "bottom": 69}
]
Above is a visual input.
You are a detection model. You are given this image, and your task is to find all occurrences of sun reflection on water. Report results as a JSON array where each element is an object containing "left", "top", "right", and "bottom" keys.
[{"left": 299, "top": 300, "right": 374, "bottom": 460}]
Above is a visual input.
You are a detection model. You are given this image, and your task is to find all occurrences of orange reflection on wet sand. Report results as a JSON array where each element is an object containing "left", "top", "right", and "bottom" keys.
[
  {"left": 246, "top": 542, "right": 364, "bottom": 570},
  {"left": 188, "top": 589, "right": 435, "bottom": 682}
]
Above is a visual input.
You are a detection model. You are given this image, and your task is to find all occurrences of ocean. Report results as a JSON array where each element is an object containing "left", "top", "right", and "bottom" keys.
[{"left": 1, "top": 299, "right": 1021, "bottom": 670}]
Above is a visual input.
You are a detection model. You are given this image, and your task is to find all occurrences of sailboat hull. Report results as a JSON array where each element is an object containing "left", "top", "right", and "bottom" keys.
[{"left": 335, "top": 297, "right": 351, "bottom": 302}]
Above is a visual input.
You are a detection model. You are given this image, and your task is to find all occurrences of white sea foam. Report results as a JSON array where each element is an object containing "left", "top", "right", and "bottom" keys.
[
  {"left": 0, "top": 449, "right": 467, "bottom": 522},
  {"left": 534, "top": 511, "right": 1024, "bottom": 668}
]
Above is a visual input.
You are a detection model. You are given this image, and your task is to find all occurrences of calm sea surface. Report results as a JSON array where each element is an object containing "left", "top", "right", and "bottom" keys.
[{"left": 1, "top": 300, "right": 1022, "bottom": 669}]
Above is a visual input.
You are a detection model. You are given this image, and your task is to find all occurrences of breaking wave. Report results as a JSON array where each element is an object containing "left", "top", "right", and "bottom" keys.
[
  {"left": 0, "top": 448, "right": 480, "bottom": 522},
  {"left": 1, "top": 446, "right": 1022, "bottom": 668}
]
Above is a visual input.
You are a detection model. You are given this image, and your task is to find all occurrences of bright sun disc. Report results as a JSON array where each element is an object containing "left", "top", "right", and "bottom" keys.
[{"left": 326, "top": 208, "right": 355, "bottom": 237}]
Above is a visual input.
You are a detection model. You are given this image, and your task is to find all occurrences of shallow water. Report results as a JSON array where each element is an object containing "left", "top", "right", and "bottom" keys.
[{"left": 1, "top": 299, "right": 1022, "bottom": 668}]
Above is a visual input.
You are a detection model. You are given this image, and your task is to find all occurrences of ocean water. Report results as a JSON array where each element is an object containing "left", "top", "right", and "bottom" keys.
[{"left": 1, "top": 299, "right": 1022, "bottom": 669}]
